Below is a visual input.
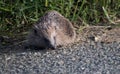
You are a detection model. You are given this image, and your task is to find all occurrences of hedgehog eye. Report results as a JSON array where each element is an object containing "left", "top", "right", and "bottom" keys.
[
  {"left": 55, "top": 26, "right": 57, "bottom": 30},
  {"left": 43, "top": 38, "right": 49, "bottom": 42},
  {"left": 53, "top": 36, "right": 56, "bottom": 40}
]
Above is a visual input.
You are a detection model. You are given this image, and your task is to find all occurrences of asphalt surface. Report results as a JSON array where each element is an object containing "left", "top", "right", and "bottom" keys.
[{"left": 0, "top": 41, "right": 120, "bottom": 74}]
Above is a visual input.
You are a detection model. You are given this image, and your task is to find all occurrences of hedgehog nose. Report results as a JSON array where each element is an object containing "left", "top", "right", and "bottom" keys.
[{"left": 48, "top": 44, "right": 56, "bottom": 49}]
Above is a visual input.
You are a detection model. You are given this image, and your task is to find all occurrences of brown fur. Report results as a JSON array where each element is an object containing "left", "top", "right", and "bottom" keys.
[{"left": 27, "top": 10, "right": 76, "bottom": 49}]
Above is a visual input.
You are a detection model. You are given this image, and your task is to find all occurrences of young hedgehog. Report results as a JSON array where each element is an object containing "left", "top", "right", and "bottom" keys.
[{"left": 27, "top": 10, "right": 76, "bottom": 49}]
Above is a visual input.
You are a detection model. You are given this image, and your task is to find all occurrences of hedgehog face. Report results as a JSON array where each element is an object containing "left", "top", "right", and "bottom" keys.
[{"left": 33, "top": 25, "right": 57, "bottom": 49}]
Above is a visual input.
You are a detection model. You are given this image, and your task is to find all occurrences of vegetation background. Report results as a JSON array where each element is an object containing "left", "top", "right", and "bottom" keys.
[{"left": 0, "top": 0, "right": 120, "bottom": 36}]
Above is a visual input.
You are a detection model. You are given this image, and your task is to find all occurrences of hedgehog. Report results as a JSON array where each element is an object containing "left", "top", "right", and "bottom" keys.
[{"left": 26, "top": 10, "right": 76, "bottom": 49}]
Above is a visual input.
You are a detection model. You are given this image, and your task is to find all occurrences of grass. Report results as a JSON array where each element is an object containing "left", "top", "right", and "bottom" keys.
[{"left": 0, "top": 0, "right": 120, "bottom": 36}]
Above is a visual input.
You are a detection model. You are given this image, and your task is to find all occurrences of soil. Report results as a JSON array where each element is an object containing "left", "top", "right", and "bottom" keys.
[{"left": 77, "top": 26, "right": 120, "bottom": 43}]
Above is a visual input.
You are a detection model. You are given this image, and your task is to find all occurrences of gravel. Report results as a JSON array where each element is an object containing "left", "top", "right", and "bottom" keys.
[{"left": 0, "top": 41, "right": 120, "bottom": 74}]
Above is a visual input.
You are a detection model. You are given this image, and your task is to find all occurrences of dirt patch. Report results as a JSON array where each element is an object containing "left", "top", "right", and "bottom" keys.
[{"left": 77, "top": 26, "right": 120, "bottom": 43}]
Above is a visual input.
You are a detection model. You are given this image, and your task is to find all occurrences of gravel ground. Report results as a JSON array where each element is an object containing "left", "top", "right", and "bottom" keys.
[
  {"left": 0, "top": 26, "right": 120, "bottom": 74},
  {"left": 0, "top": 41, "right": 120, "bottom": 74}
]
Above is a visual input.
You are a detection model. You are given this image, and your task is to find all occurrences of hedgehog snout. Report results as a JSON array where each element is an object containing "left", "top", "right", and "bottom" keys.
[
  {"left": 43, "top": 36, "right": 56, "bottom": 49},
  {"left": 48, "top": 43, "right": 56, "bottom": 49},
  {"left": 49, "top": 36, "right": 56, "bottom": 49}
]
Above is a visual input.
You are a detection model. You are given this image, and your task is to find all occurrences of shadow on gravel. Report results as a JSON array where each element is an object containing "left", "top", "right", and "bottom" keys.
[{"left": 0, "top": 44, "right": 49, "bottom": 55}]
